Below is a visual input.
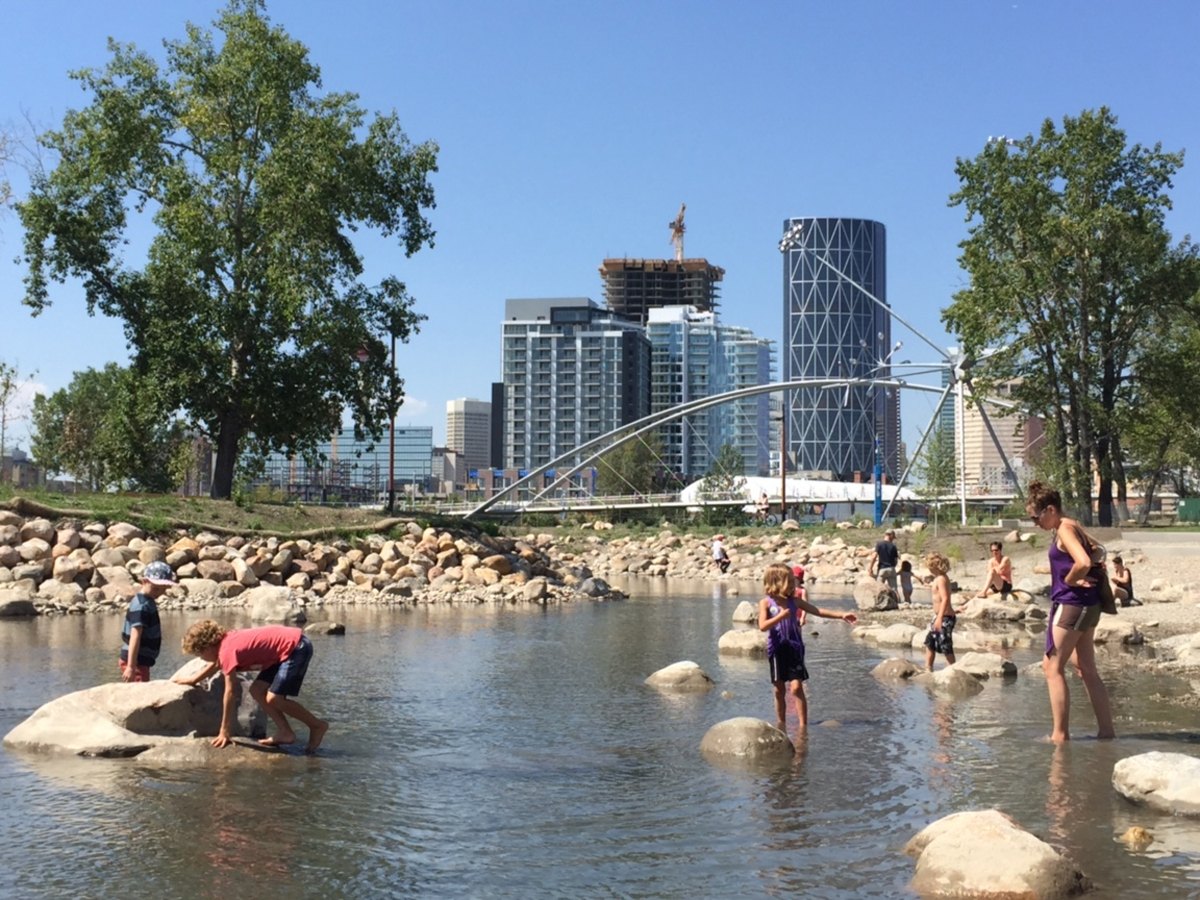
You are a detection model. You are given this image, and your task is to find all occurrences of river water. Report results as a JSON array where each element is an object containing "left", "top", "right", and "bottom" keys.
[{"left": 3, "top": 579, "right": 1200, "bottom": 899}]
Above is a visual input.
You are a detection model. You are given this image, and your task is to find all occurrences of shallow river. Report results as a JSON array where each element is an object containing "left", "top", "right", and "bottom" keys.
[{"left": 3, "top": 579, "right": 1200, "bottom": 899}]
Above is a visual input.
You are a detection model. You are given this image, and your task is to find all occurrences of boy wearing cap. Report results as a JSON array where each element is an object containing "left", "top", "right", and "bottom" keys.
[{"left": 119, "top": 560, "right": 176, "bottom": 682}]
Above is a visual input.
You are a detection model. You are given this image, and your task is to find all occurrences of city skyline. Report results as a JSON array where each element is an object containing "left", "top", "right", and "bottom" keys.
[{"left": 2, "top": 1, "right": 1197, "bottom": 465}]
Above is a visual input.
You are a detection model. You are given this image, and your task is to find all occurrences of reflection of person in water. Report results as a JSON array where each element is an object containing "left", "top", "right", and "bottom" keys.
[{"left": 1045, "top": 744, "right": 1076, "bottom": 845}]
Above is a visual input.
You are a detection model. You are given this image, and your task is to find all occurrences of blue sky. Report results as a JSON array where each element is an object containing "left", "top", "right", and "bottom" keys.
[{"left": 2, "top": 0, "right": 1198, "bottom": 456}]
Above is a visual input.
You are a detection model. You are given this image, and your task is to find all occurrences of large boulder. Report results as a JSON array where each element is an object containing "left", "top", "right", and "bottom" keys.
[
  {"left": 854, "top": 578, "right": 897, "bottom": 612},
  {"left": 1112, "top": 751, "right": 1200, "bottom": 815},
  {"left": 953, "top": 651, "right": 1019, "bottom": 679},
  {"left": 4, "top": 681, "right": 220, "bottom": 757},
  {"left": 871, "top": 657, "right": 924, "bottom": 680},
  {"left": 644, "top": 660, "right": 716, "bottom": 692},
  {"left": 699, "top": 717, "right": 793, "bottom": 762},
  {"left": 731, "top": 600, "right": 758, "bottom": 623},
  {"left": 718, "top": 628, "right": 768, "bottom": 656},
  {"left": 246, "top": 584, "right": 307, "bottom": 624},
  {"left": 905, "top": 809, "right": 1091, "bottom": 899},
  {"left": 915, "top": 665, "right": 985, "bottom": 697},
  {"left": 876, "top": 623, "right": 922, "bottom": 647},
  {"left": 1093, "top": 618, "right": 1143, "bottom": 645}
]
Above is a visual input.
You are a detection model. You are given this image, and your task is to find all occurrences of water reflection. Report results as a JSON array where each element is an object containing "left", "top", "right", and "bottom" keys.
[{"left": 6, "top": 594, "right": 1200, "bottom": 898}]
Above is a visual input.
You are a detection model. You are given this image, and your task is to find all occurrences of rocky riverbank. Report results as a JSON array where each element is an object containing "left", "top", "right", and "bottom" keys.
[{"left": 0, "top": 510, "right": 621, "bottom": 619}]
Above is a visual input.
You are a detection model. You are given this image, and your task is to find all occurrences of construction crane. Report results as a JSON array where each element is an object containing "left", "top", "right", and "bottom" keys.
[{"left": 668, "top": 203, "right": 686, "bottom": 262}]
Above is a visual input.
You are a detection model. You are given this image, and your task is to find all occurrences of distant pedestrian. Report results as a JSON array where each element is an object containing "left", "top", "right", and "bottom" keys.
[
  {"left": 757, "top": 492, "right": 771, "bottom": 524},
  {"left": 899, "top": 559, "right": 914, "bottom": 605},
  {"left": 923, "top": 552, "right": 957, "bottom": 671},
  {"left": 119, "top": 561, "right": 176, "bottom": 682},
  {"left": 758, "top": 563, "right": 857, "bottom": 735},
  {"left": 868, "top": 529, "right": 899, "bottom": 595},
  {"left": 712, "top": 534, "right": 731, "bottom": 574},
  {"left": 1026, "top": 480, "right": 1114, "bottom": 743}
]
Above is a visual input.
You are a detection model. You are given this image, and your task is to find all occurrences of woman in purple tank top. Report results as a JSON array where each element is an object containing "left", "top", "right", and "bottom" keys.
[{"left": 1026, "top": 481, "right": 1114, "bottom": 743}]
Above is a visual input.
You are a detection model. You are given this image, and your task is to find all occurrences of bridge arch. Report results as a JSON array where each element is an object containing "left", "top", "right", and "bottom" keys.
[{"left": 466, "top": 378, "right": 953, "bottom": 520}]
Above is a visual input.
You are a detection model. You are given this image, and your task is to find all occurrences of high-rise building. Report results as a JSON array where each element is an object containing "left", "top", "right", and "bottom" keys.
[
  {"left": 646, "top": 306, "right": 773, "bottom": 479},
  {"left": 445, "top": 398, "right": 492, "bottom": 473},
  {"left": 955, "top": 379, "right": 1042, "bottom": 493},
  {"left": 253, "top": 424, "right": 433, "bottom": 503},
  {"left": 599, "top": 258, "right": 724, "bottom": 324},
  {"left": 781, "top": 217, "right": 900, "bottom": 481},
  {"left": 501, "top": 298, "right": 651, "bottom": 470}
]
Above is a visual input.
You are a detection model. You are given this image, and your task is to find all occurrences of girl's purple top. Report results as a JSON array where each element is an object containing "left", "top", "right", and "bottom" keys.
[
  {"left": 1048, "top": 538, "right": 1098, "bottom": 607},
  {"left": 1046, "top": 535, "right": 1098, "bottom": 655},
  {"left": 766, "top": 596, "right": 805, "bottom": 657}
]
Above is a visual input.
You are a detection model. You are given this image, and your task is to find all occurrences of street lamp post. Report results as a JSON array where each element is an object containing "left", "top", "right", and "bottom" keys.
[{"left": 387, "top": 332, "right": 396, "bottom": 514}]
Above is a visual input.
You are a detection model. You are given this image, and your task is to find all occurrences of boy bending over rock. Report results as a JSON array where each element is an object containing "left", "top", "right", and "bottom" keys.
[{"left": 175, "top": 620, "right": 329, "bottom": 753}]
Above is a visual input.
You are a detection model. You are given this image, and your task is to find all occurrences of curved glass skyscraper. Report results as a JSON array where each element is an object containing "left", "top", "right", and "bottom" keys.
[{"left": 781, "top": 217, "right": 900, "bottom": 481}]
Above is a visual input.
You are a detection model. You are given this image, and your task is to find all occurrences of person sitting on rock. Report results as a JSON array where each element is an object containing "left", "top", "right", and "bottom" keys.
[
  {"left": 923, "top": 551, "right": 957, "bottom": 671},
  {"left": 974, "top": 541, "right": 1013, "bottom": 598},
  {"left": 1111, "top": 555, "right": 1139, "bottom": 607},
  {"left": 175, "top": 620, "right": 329, "bottom": 753},
  {"left": 119, "top": 561, "right": 177, "bottom": 683}
]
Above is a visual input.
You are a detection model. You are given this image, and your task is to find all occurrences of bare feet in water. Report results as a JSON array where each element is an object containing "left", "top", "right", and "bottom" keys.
[
  {"left": 306, "top": 720, "right": 329, "bottom": 754},
  {"left": 259, "top": 733, "right": 296, "bottom": 747}
]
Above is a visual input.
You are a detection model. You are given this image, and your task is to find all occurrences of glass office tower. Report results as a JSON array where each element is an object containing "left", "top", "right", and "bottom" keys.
[{"left": 781, "top": 217, "right": 900, "bottom": 481}]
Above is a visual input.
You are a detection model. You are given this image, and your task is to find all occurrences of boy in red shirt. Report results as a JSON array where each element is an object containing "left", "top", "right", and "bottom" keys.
[{"left": 175, "top": 621, "right": 329, "bottom": 753}]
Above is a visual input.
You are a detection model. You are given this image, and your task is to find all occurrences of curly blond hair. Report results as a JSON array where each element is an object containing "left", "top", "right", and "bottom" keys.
[
  {"left": 763, "top": 563, "right": 795, "bottom": 600},
  {"left": 924, "top": 551, "right": 951, "bottom": 576},
  {"left": 181, "top": 619, "right": 227, "bottom": 656}
]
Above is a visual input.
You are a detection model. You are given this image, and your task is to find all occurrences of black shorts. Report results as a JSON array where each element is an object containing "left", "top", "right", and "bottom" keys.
[
  {"left": 924, "top": 615, "right": 957, "bottom": 656},
  {"left": 256, "top": 635, "right": 313, "bottom": 697},
  {"left": 768, "top": 644, "right": 809, "bottom": 684}
]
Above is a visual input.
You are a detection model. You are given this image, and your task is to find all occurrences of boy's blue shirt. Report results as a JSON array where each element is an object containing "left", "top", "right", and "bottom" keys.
[{"left": 121, "top": 591, "right": 163, "bottom": 666}]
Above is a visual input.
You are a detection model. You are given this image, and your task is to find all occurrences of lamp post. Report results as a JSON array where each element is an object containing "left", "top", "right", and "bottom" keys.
[
  {"left": 387, "top": 331, "right": 396, "bottom": 514},
  {"left": 773, "top": 410, "right": 787, "bottom": 521}
]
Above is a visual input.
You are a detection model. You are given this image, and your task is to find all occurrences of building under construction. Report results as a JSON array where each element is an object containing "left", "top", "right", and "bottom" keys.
[{"left": 598, "top": 258, "right": 725, "bottom": 324}]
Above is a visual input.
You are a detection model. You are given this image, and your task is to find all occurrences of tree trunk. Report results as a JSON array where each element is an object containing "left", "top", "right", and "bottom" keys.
[
  {"left": 1095, "top": 434, "right": 1113, "bottom": 527},
  {"left": 209, "top": 408, "right": 243, "bottom": 500}
]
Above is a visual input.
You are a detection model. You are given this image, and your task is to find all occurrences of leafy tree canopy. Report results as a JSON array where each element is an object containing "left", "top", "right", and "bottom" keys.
[
  {"left": 944, "top": 108, "right": 1200, "bottom": 523},
  {"left": 595, "top": 431, "right": 664, "bottom": 496},
  {"left": 17, "top": 0, "right": 438, "bottom": 498},
  {"left": 31, "top": 363, "right": 185, "bottom": 492}
]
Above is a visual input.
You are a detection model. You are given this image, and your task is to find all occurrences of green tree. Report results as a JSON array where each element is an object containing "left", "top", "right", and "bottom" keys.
[
  {"left": 914, "top": 425, "right": 957, "bottom": 536},
  {"left": 694, "top": 442, "right": 748, "bottom": 525},
  {"left": 0, "top": 360, "right": 35, "bottom": 471},
  {"left": 595, "top": 431, "right": 664, "bottom": 496},
  {"left": 17, "top": 0, "right": 437, "bottom": 499},
  {"left": 31, "top": 364, "right": 185, "bottom": 491},
  {"left": 945, "top": 108, "right": 1200, "bottom": 524}
]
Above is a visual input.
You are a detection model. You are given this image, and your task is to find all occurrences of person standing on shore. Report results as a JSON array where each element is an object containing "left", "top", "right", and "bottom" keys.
[
  {"left": 868, "top": 529, "right": 900, "bottom": 596},
  {"left": 758, "top": 563, "right": 857, "bottom": 735},
  {"left": 1026, "top": 481, "right": 1114, "bottom": 743}
]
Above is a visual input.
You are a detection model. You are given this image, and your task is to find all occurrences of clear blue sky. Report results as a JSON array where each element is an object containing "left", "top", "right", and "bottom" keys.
[{"left": 2, "top": 0, "right": 1198, "bottom": 457}]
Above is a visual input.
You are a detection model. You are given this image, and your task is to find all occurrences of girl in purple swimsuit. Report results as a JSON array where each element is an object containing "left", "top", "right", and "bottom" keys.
[{"left": 1026, "top": 481, "right": 1115, "bottom": 743}]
